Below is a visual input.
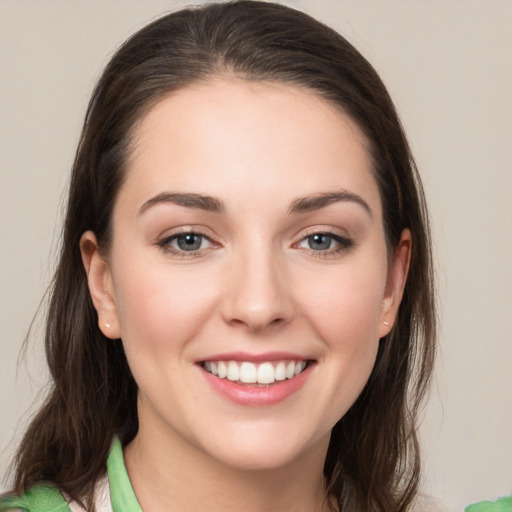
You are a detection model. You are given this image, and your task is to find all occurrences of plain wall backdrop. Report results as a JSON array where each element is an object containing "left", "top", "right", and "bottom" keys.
[{"left": 1, "top": 1, "right": 511, "bottom": 510}]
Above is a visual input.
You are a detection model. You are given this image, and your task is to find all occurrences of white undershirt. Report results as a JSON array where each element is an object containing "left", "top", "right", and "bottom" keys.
[{"left": 66, "top": 474, "right": 113, "bottom": 512}]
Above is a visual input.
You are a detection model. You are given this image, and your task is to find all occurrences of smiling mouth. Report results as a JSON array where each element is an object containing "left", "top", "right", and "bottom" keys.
[{"left": 201, "top": 360, "right": 311, "bottom": 386}]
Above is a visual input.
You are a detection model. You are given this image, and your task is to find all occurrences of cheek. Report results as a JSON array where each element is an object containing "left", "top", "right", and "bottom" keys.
[
  {"left": 299, "top": 266, "right": 385, "bottom": 423},
  {"left": 111, "top": 258, "right": 220, "bottom": 358},
  {"left": 295, "top": 255, "right": 387, "bottom": 391},
  {"left": 300, "top": 262, "right": 386, "bottom": 343}
]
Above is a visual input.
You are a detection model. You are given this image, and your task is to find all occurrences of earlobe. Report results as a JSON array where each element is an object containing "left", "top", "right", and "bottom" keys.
[
  {"left": 80, "top": 231, "right": 121, "bottom": 339},
  {"left": 379, "top": 229, "right": 412, "bottom": 338}
]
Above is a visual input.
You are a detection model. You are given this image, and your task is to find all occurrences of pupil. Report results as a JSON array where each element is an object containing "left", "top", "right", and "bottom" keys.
[
  {"left": 178, "top": 234, "right": 201, "bottom": 251},
  {"left": 310, "top": 234, "right": 331, "bottom": 250}
]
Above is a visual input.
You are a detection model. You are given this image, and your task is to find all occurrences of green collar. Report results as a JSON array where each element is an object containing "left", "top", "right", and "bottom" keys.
[{"left": 107, "top": 438, "right": 142, "bottom": 512}]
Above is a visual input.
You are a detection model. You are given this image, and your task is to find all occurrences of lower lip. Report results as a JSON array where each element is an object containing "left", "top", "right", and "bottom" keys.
[{"left": 200, "top": 364, "right": 314, "bottom": 406}]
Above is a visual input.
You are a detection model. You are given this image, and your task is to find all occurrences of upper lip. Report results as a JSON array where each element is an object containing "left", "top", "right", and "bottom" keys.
[{"left": 196, "top": 351, "right": 314, "bottom": 363}]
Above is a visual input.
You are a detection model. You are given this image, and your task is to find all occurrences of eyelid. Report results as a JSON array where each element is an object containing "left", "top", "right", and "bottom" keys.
[
  {"left": 155, "top": 224, "right": 217, "bottom": 241},
  {"left": 292, "top": 226, "right": 354, "bottom": 257},
  {"left": 293, "top": 225, "right": 351, "bottom": 246},
  {"left": 156, "top": 226, "right": 221, "bottom": 258}
]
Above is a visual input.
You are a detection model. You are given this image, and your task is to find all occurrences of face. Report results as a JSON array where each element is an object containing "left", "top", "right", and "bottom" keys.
[{"left": 82, "top": 79, "right": 409, "bottom": 472}]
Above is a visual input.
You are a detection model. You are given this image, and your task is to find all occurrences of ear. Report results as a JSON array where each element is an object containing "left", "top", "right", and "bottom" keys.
[
  {"left": 379, "top": 229, "right": 412, "bottom": 338},
  {"left": 80, "top": 231, "right": 120, "bottom": 339}
]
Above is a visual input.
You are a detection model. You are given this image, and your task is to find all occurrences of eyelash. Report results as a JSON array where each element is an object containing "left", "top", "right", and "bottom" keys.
[
  {"left": 156, "top": 229, "right": 353, "bottom": 259},
  {"left": 295, "top": 231, "right": 353, "bottom": 258},
  {"left": 157, "top": 231, "right": 216, "bottom": 258}
]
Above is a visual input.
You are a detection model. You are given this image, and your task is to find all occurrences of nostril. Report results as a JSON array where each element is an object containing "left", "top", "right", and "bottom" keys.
[{"left": 227, "top": 315, "right": 286, "bottom": 331}]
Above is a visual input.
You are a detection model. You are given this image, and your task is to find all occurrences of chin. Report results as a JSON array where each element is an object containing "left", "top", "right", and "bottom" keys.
[{"left": 196, "top": 423, "right": 330, "bottom": 472}]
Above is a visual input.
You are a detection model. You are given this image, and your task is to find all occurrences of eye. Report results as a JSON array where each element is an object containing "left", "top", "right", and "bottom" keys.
[
  {"left": 301, "top": 233, "right": 334, "bottom": 251},
  {"left": 158, "top": 231, "right": 213, "bottom": 255},
  {"left": 174, "top": 233, "right": 208, "bottom": 251},
  {"left": 297, "top": 232, "right": 352, "bottom": 253}
]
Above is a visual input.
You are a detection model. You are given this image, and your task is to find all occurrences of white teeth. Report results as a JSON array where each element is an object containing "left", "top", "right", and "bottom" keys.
[
  {"left": 239, "top": 362, "right": 257, "bottom": 383},
  {"left": 295, "top": 361, "right": 306, "bottom": 376},
  {"left": 217, "top": 361, "right": 227, "bottom": 379},
  {"left": 257, "top": 362, "right": 275, "bottom": 384},
  {"left": 274, "top": 361, "right": 286, "bottom": 381},
  {"left": 227, "top": 361, "right": 239, "bottom": 381},
  {"left": 286, "top": 361, "right": 295, "bottom": 379},
  {"left": 203, "top": 359, "right": 309, "bottom": 384}
]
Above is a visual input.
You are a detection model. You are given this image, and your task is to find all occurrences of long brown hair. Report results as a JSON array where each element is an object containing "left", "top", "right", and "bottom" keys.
[{"left": 9, "top": 2, "right": 436, "bottom": 510}]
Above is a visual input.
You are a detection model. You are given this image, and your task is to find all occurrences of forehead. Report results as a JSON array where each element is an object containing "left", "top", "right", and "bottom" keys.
[{"left": 121, "top": 78, "right": 381, "bottom": 218}]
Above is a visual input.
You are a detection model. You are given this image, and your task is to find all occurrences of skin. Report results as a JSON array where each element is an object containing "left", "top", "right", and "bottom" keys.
[{"left": 81, "top": 78, "right": 410, "bottom": 512}]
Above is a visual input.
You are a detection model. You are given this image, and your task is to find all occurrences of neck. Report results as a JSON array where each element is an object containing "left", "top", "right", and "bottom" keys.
[{"left": 124, "top": 420, "right": 335, "bottom": 512}]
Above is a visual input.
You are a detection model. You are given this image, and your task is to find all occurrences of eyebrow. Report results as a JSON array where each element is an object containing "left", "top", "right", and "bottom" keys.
[
  {"left": 288, "top": 190, "right": 372, "bottom": 217},
  {"left": 139, "top": 192, "right": 225, "bottom": 215},
  {"left": 138, "top": 189, "right": 371, "bottom": 217}
]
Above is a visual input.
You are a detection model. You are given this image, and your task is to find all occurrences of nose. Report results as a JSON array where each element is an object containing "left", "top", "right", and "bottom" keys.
[{"left": 221, "top": 245, "right": 293, "bottom": 333}]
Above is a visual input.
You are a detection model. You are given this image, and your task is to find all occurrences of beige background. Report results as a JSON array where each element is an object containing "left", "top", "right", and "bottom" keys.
[{"left": 1, "top": 1, "right": 511, "bottom": 510}]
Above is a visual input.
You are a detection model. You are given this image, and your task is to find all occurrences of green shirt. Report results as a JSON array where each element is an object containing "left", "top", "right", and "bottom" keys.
[
  {"left": 1, "top": 440, "right": 509, "bottom": 511},
  {"left": 0, "top": 439, "right": 141, "bottom": 512},
  {"left": 465, "top": 496, "right": 512, "bottom": 512}
]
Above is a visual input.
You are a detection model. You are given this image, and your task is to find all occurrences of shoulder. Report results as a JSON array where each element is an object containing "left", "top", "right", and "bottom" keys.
[
  {"left": 465, "top": 496, "right": 512, "bottom": 512},
  {"left": 0, "top": 485, "right": 71, "bottom": 512},
  {"left": 1, "top": 475, "right": 111, "bottom": 512}
]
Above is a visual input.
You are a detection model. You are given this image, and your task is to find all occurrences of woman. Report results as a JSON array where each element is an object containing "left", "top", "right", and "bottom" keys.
[{"left": 1, "top": 1, "right": 460, "bottom": 510}]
